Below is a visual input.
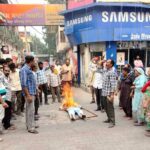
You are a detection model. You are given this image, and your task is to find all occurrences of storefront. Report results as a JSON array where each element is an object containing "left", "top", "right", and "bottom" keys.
[{"left": 61, "top": 2, "right": 150, "bottom": 85}]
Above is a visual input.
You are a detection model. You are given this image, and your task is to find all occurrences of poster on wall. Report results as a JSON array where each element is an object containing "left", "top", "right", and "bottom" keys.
[
  {"left": 117, "top": 52, "right": 125, "bottom": 65},
  {"left": 67, "top": 0, "right": 94, "bottom": 10}
]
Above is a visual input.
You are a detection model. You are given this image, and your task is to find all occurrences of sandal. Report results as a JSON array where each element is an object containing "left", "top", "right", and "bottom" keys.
[
  {"left": 7, "top": 126, "right": 16, "bottom": 130},
  {"left": 28, "top": 130, "right": 38, "bottom": 134}
]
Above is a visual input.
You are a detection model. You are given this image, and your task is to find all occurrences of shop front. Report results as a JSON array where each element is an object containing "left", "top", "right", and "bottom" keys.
[{"left": 62, "top": 2, "right": 150, "bottom": 85}]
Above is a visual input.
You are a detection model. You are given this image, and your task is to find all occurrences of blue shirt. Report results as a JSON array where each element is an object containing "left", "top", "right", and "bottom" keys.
[{"left": 20, "top": 64, "right": 36, "bottom": 96}]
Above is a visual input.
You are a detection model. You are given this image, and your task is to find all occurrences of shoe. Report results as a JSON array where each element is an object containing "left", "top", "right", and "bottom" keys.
[
  {"left": 103, "top": 120, "right": 110, "bottom": 123},
  {"left": 28, "top": 129, "right": 38, "bottom": 134},
  {"left": 81, "top": 115, "right": 86, "bottom": 120},
  {"left": 35, "top": 125, "right": 39, "bottom": 129},
  {"left": 134, "top": 122, "right": 144, "bottom": 126},
  {"left": 90, "top": 101, "right": 95, "bottom": 104},
  {"left": 108, "top": 124, "right": 115, "bottom": 128},
  {"left": 71, "top": 118, "right": 75, "bottom": 121},
  {"left": 7, "top": 126, "right": 16, "bottom": 130},
  {"left": 95, "top": 108, "right": 101, "bottom": 111}
]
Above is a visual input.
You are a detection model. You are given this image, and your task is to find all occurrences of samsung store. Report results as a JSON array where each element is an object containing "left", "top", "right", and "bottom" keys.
[{"left": 62, "top": 2, "right": 150, "bottom": 85}]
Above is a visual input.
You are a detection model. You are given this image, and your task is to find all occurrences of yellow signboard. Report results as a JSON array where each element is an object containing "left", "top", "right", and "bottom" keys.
[{"left": 45, "top": 4, "right": 65, "bottom": 25}]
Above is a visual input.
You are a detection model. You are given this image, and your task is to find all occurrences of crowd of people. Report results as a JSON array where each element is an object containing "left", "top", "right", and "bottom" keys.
[
  {"left": 1, "top": 54, "right": 150, "bottom": 142},
  {"left": 89, "top": 56, "right": 150, "bottom": 137},
  {"left": 0, "top": 56, "right": 74, "bottom": 141}
]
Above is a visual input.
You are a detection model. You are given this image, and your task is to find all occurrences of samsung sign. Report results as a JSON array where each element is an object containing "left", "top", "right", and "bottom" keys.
[
  {"left": 64, "top": 6, "right": 150, "bottom": 44},
  {"left": 66, "top": 15, "right": 93, "bottom": 27},
  {"left": 102, "top": 11, "right": 150, "bottom": 23}
]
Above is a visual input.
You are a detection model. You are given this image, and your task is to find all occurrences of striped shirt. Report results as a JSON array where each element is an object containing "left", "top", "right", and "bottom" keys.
[{"left": 37, "top": 69, "right": 47, "bottom": 85}]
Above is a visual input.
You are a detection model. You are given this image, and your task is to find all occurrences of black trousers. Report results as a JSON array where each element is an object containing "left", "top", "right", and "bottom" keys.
[
  {"left": 103, "top": 96, "right": 115, "bottom": 125},
  {"left": 39, "top": 83, "right": 48, "bottom": 104},
  {"left": 34, "top": 95, "right": 39, "bottom": 115},
  {"left": 21, "top": 94, "right": 25, "bottom": 112},
  {"left": 2, "top": 101, "right": 12, "bottom": 129},
  {"left": 95, "top": 88, "right": 104, "bottom": 109}
]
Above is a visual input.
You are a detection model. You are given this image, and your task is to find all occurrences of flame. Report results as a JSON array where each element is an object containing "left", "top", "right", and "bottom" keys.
[{"left": 61, "top": 83, "right": 78, "bottom": 109}]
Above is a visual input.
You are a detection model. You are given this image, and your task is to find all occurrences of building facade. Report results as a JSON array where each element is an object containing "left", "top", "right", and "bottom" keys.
[{"left": 62, "top": 2, "right": 150, "bottom": 87}]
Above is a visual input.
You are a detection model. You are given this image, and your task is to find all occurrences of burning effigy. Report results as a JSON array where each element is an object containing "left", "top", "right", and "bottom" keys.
[{"left": 59, "top": 83, "right": 86, "bottom": 121}]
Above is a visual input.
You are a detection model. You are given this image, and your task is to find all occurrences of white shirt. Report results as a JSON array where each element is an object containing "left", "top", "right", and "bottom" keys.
[
  {"left": 93, "top": 72, "right": 103, "bottom": 89},
  {"left": 9, "top": 69, "right": 22, "bottom": 91}
]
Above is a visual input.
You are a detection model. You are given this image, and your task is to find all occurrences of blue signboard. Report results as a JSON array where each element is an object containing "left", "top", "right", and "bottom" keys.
[{"left": 64, "top": 4, "right": 150, "bottom": 45}]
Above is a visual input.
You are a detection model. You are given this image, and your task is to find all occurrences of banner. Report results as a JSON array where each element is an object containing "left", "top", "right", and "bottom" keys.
[
  {"left": 96, "top": 0, "right": 150, "bottom": 2},
  {"left": 67, "top": 0, "right": 94, "bottom": 10},
  {"left": 0, "top": 4, "right": 65, "bottom": 26}
]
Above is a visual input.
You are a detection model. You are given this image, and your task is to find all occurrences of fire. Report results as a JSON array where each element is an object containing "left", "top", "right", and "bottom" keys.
[{"left": 61, "top": 83, "right": 78, "bottom": 109}]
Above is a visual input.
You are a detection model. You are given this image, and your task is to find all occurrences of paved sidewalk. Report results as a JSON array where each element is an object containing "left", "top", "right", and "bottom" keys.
[{"left": 1, "top": 87, "right": 150, "bottom": 150}]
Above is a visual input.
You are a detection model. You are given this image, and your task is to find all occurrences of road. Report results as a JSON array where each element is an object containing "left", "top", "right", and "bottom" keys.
[{"left": 1, "top": 87, "right": 150, "bottom": 150}]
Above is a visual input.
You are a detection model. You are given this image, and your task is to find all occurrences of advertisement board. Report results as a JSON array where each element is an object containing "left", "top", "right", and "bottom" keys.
[
  {"left": 67, "top": 0, "right": 94, "bottom": 10},
  {"left": 0, "top": 4, "right": 65, "bottom": 26},
  {"left": 45, "top": 4, "right": 65, "bottom": 25},
  {"left": 96, "top": 0, "right": 150, "bottom": 3},
  {"left": 65, "top": 6, "right": 150, "bottom": 44}
]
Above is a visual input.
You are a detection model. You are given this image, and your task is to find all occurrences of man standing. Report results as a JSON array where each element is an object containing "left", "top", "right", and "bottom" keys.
[
  {"left": 2, "top": 66, "right": 15, "bottom": 130},
  {"left": 55, "top": 60, "right": 62, "bottom": 75},
  {"left": 102, "top": 59, "right": 117, "bottom": 128},
  {"left": 49, "top": 65, "right": 61, "bottom": 103},
  {"left": 37, "top": 62, "right": 48, "bottom": 105},
  {"left": 9, "top": 63, "right": 22, "bottom": 116},
  {"left": 20, "top": 56, "right": 38, "bottom": 134},
  {"left": 61, "top": 58, "right": 74, "bottom": 87}
]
